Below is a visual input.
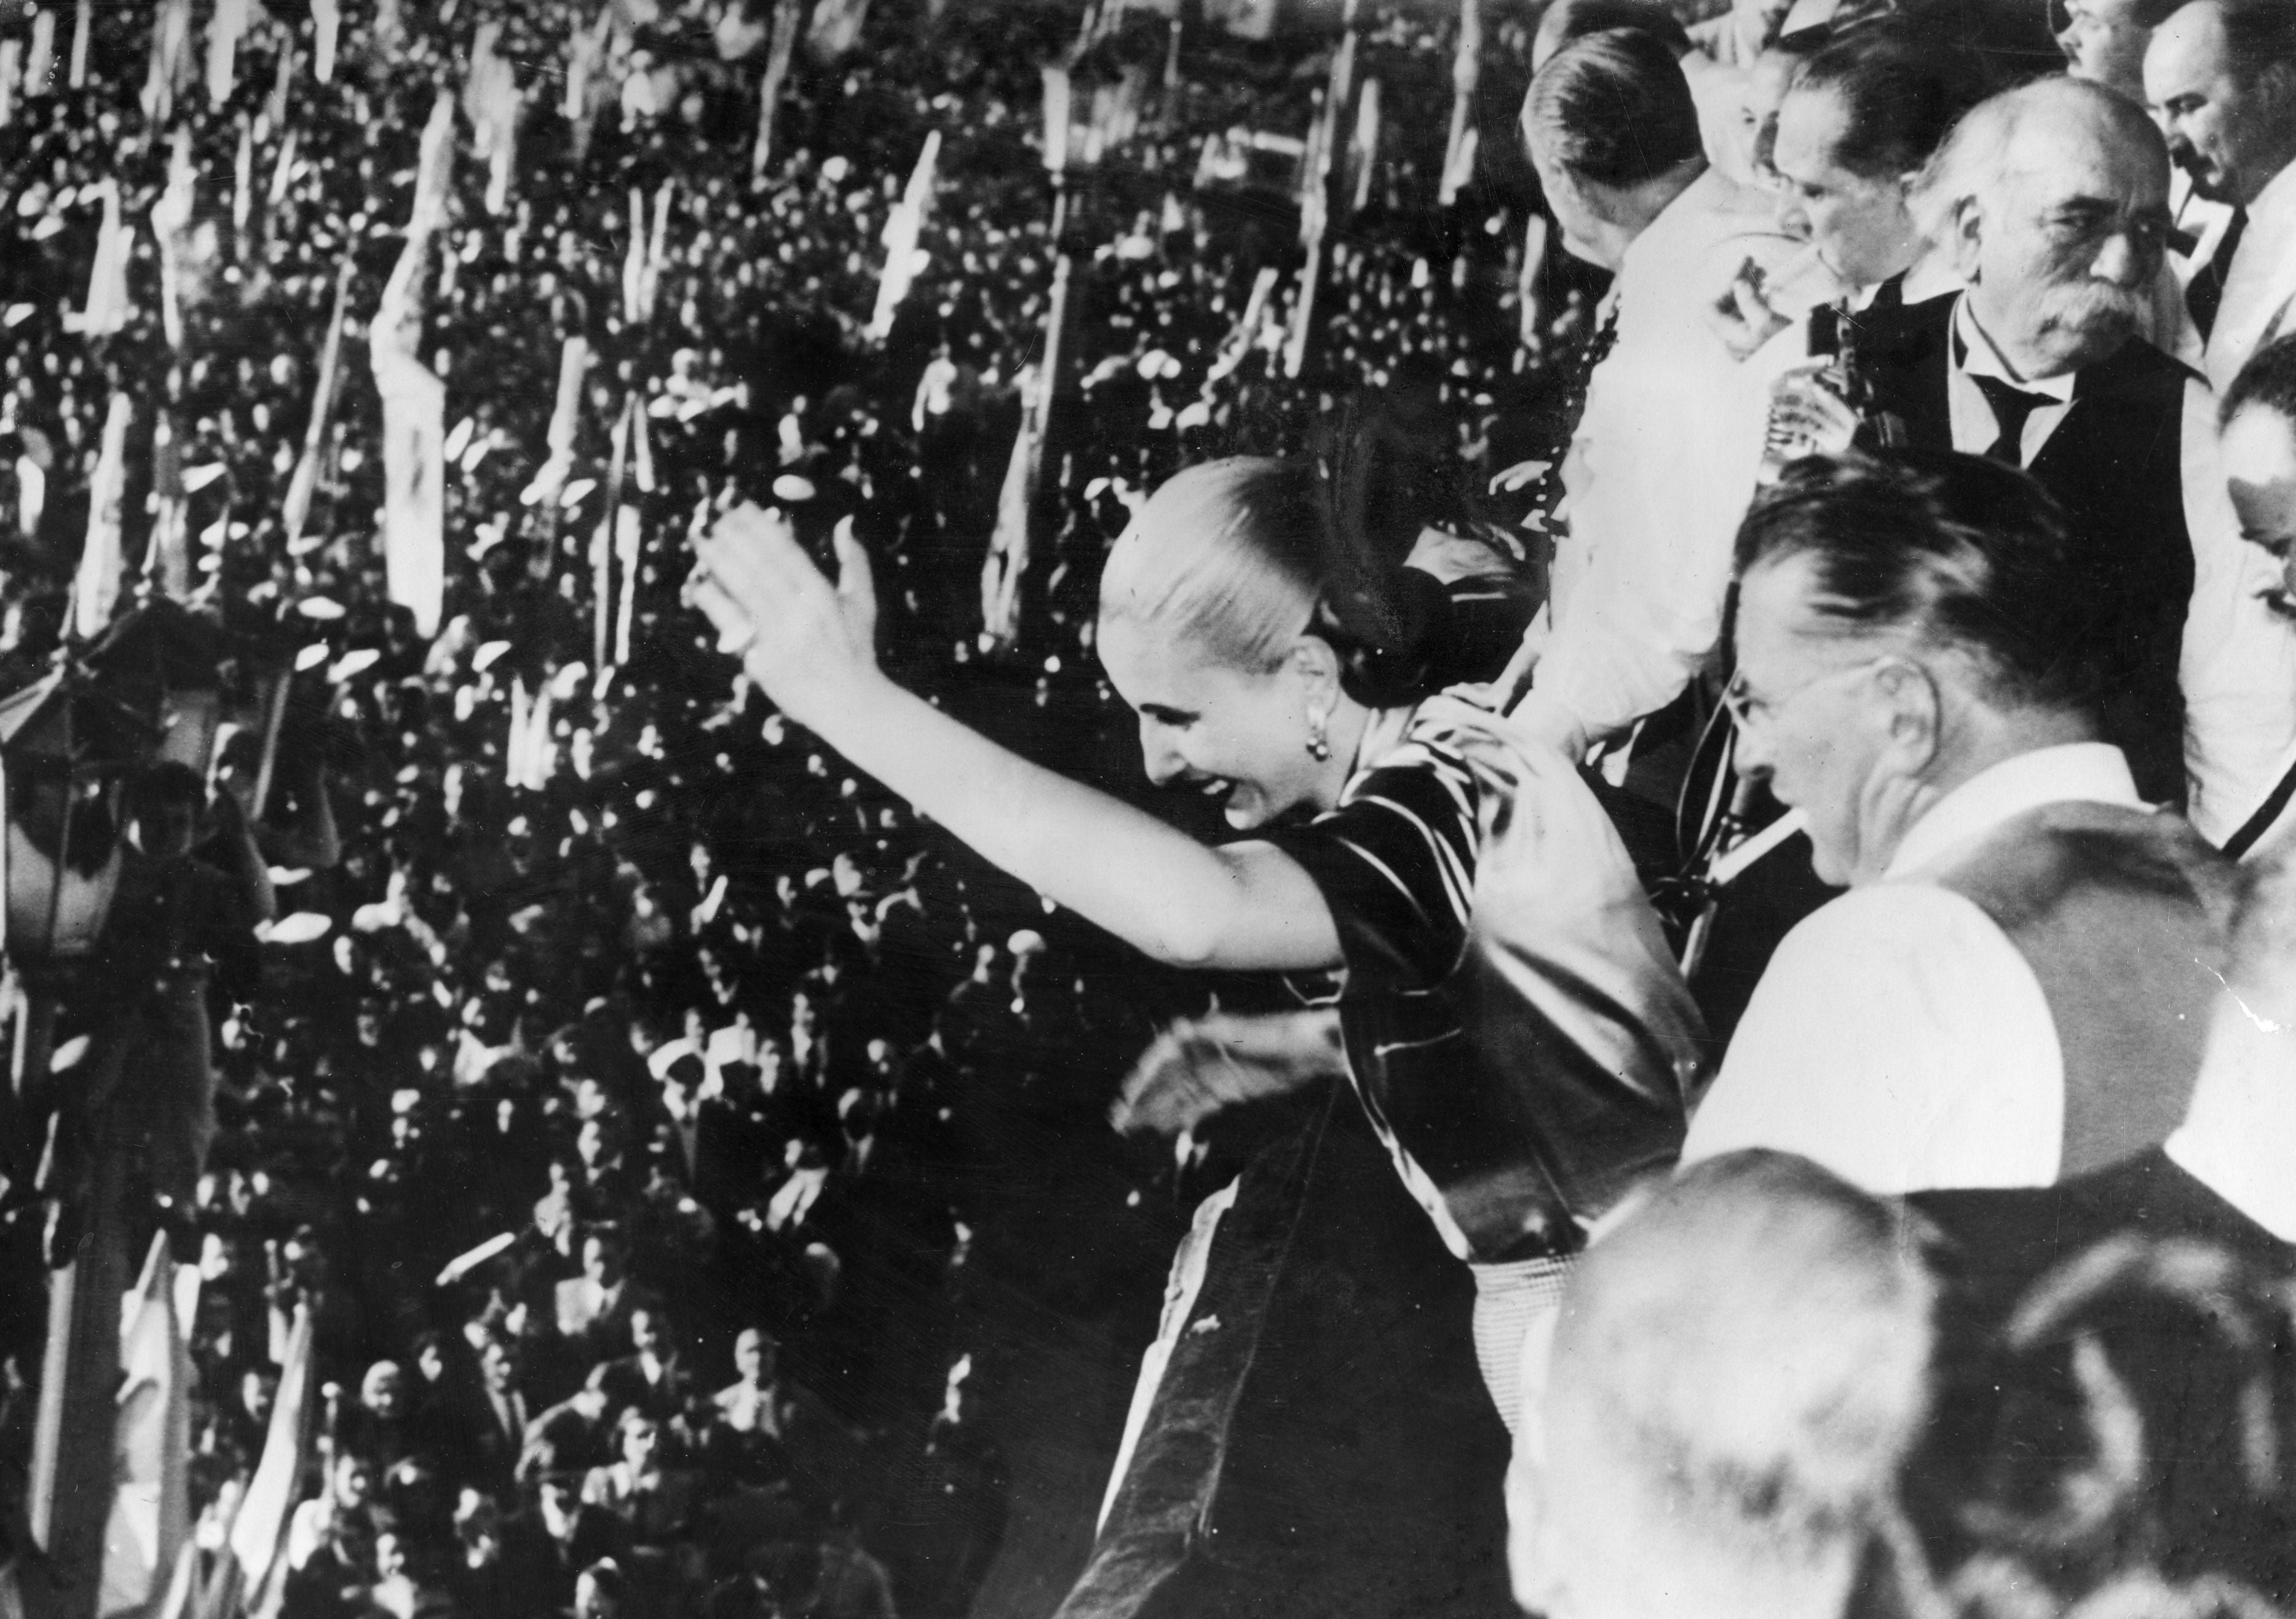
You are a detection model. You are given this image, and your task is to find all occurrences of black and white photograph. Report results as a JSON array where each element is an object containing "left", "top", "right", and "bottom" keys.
[{"left": 0, "top": 0, "right": 2290, "bottom": 1615}]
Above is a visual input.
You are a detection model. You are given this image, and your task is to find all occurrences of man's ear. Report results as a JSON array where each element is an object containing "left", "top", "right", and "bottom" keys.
[
  {"left": 1946, "top": 194, "right": 1986, "bottom": 283},
  {"left": 1874, "top": 659, "right": 1942, "bottom": 774}
]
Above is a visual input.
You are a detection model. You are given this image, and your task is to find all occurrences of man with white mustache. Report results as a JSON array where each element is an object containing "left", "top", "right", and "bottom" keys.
[{"left": 1826, "top": 76, "right": 2292, "bottom": 844}]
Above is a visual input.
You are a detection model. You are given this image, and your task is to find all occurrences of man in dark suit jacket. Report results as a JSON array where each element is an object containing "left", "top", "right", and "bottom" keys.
[
  {"left": 1912, "top": 853, "right": 2296, "bottom": 1602},
  {"left": 1842, "top": 77, "right": 2236, "bottom": 809}
]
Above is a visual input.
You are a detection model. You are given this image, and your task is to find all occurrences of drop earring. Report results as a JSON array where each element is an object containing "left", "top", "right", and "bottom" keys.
[{"left": 1305, "top": 714, "right": 1331, "bottom": 762}]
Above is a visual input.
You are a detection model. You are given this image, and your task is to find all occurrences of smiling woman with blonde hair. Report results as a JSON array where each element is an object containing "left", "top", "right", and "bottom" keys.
[{"left": 688, "top": 440, "right": 1705, "bottom": 1433}]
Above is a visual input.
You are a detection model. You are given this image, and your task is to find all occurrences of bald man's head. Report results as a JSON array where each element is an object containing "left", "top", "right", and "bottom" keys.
[
  {"left": 2145, "top": 0, "right": 2296, "bottom": 207},
  {"left": 1526, "top": 1152, "right": 1940, "bottom": 1619},
  {"left": 1918, "top": 77, "right": 2170, "bottom": 378}
]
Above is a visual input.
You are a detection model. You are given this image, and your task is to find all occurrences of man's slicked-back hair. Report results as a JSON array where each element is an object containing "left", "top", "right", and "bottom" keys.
[
  {"left": 1789, "top": 21, "right": 1991, "bottom": 181},
  {"left": 1733, "top": 449, "right": 2110, "bottom": 714},
  {"left": 1523, "top": 27, "right": 1704, "bottom": 189},
  {"left": 2222, "top": 331, "right": 2296, "bottom": 429}
]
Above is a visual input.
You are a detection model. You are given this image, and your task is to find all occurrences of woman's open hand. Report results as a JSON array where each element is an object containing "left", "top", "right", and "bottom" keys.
[{"left": 689, "top": 505, "right": 882, "bottom": 731}]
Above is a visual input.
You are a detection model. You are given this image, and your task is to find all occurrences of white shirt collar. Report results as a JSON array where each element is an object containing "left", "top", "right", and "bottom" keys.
[
  {"left": 1616, "top": 166, "right": 1725, "bottom": 298},
  {"left": 1885, "top": 743, "right": 2142, "bottom": 879},
  {"left": 1952, "top": 296, "right": 2078, "bottom": 400},
  {"left": 2246, "top": 155, "right": 2296, "bottom": 236},
  {"left": 2164, "top": 1010, "right": 2296, "bottom": 1243}
]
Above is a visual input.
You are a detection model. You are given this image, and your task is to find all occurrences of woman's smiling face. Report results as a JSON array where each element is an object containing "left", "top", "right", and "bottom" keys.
[{"left": 1098, "top": 615, "right": 1334, "bottom": 831}]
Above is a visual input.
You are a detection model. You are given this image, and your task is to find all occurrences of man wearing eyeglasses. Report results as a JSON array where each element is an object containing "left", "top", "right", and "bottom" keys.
[
  {"left": 1679, "top": 452, "right": 2241, "bottom": 1196},
  {"left": 1832, "top": 76, "right": 2292, "bottom": 845}
]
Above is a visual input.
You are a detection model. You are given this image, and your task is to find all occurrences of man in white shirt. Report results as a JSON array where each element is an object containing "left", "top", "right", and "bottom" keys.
[
  {"left": 2145, "top": 0, "right": 2296, "bottom": 393},
  {"left": 1681, "top": 451, "right": 2244, "bottom": 1195},
  {"left": 1511, "top": 27, "right": 1804, "bottom": 770}
]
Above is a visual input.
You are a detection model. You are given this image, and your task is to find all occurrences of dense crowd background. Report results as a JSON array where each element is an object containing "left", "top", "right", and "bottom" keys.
[{"left": 0, "top": 1, "right": 1597, "bottom": 1615}]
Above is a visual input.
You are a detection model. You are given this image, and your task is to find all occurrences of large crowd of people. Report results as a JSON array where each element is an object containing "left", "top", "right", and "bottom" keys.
[{"left": 0, "top": 0, "right": 2292, "bottom": 1617}]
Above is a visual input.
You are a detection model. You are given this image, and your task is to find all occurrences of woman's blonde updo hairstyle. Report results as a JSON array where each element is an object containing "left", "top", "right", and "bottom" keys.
[{"left": 1098, "top": 449, "right": 1450, "bottom": 706}]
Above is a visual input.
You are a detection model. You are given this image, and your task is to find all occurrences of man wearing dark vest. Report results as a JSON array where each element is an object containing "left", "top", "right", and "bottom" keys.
[
  {"left": 1682, "top": 451, "right": 2243, "bottom": 1194},
  {"left": 1841, "top": 76, "right": 2288, "bottom": 836},
  {"left": 1909, "top": 850, "right": 2296, "bottom": 1602}
]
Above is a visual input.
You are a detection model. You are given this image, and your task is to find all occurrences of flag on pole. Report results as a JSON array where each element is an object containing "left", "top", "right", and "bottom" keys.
[
  {"left": 1518, "top": 213, "right": 1548, "bottom": 349},
  {"left": 268, "top": 127, "right": 298, "bottom": 209},
  {"left": 100, "top": 1235, "right": 193, "bottom": 1619},
  {"left": 152, "top": 130, "right": 197, "bottom": 354},
  {"left": 1350, "top": 76, "right": 1379, "bottom": 215},
  {"left": 143, "top": 0, "right": 192, "bottom": 124},
  {"left": 753, "top": 0, "right": 801, "bottom": 176},
  {"left": 283, "top": 258, "right": 355, "bottom": 550},
  {"left": 869, "top": 131, "right": 940, "bottom": 340},
  {"left": 592, "top": 397, "right": 632, "bottom": 674},
  {"left": 613, "top": 504, "right": 641, "bottom": 669},
  {"left": 508, "top": 678, "right": 532, "bottom": 788},
  {"left": 232, "top": 116, "right": 253, "bottom": 234},
  {"left": 225, "top": 1303, "right": 313, "bottom": 1610},
  {"left": 1040, "top": 65, "right": 1071, "bottom": 175},
  {"left": 25, "top": 7, "right": 53, "bottom": 97},
  {"left": 27, "top": 1259, "right": 81, "bottom": 1552},
  {"left": 1438, "top": 0, "right": 1481, "bottom": 207},
  {"left": 371, "top": 93, "right": 454, "bottom": 639},
  {"left": 1284, "top": 17, "right": 1356, "bottom": 379},
  {"left": 69, "top": 0, "right": 91, "bottom": 89},
  {"left": 621, "top": 184, "right": 647, "bottom": 323},
  {"left": 73, "top": 394, "right": 132, "bottom": 640},
  {"left": 147, "top": 411, "right": 191, "bottom": 598},
  {"left": 643, "top": 181, "right": 673, "bottom": 320},
  {"left": 464, "top": 22, "right": 521, "bottom": 216},
  {"left": 564, "top": 6, "right": 608, "bottom": 155},
  {"left": 521, "top": 337, "right": 590, "bottom": 507},
  {"left": 65, "top": 179, "right": 132, "bottom": 338},
  {"left": 312, "top": 0, "right": 340, "bottom": 84},
  {"left": 207, "top": 0, "right": 247, "bottom": 108}
]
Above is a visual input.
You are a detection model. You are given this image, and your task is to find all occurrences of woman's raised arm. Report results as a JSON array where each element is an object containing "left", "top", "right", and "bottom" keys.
[{"left": 690, "top": 505, "right": 1342, "bottom": 974}]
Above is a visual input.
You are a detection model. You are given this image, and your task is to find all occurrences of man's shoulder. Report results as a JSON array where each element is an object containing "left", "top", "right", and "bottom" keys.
[
  {"left": 1767, "top": 879, "right": 2006, "bottom": 972},
  {"left": 1916, "top": 1149, "right": 2284, "bottom": 1290}
]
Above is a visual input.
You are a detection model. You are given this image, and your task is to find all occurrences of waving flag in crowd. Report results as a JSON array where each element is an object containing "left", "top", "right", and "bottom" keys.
[
  {"left": 72, "top": 393, "right": 132, "bottom": 639},
  {"left": 282, "top": 259, "right": 356, "bottom": 550},
  {"left": 312, "top": 0, "right": 341, "bottom": 84},
  {"left": 66, "top": 178, "right": 132, "bottom": 338},
  {"left": 99, "top": 1236, "right": 194, "bottom": 1619},
  {"left": 205, "top": 0, "right": 246, "bottom": 108},
  {"left": 752, "top": 0, "right": 802, "bottom": 175},
  {"left": 371, "top": 92, "right": 455, "bottom": 638},
  {"left": 1438, "top": 0, "right": 1482, "bottom": 207},
  {"left": 141, "top": 0, "right": 192, "bottom": 123},
  {"left": 464, "top": 21, "right": 522, "bottom": 216},
  {"left": 151, "top": 129, "right": 197, "bottom": 353},
  {"left": 869, "top": 132, "right": 940, "bottom": 341}
]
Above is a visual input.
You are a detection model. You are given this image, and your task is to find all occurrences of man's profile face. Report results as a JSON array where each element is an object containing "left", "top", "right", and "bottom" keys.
[
  {"left": 1727, "top": 556, "right": 1903, "bottom": 887},
  {"left": 1773, "top": 85, "right": 1918, "bottom": 288},
  {"left": 1966, "top": 118, "right": 2166, "bottom": 376},
  {"left": 2058, "top": 0, "right": 2156, "bottom": 98},
  {"left": 2146, "top": 5, "right": 2296, "bottom": 207}
]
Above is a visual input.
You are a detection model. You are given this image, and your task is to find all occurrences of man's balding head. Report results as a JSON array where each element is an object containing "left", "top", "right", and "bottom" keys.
[
  {"left": 2145, "top": 0, "right": 2296, "bottom": 207},
  {"left": 1919, "top": 78, "right": 2169, "bottom": 378},
  {"left": 1526, "top": 1152, "right": 1940, "bottom": 1619}
]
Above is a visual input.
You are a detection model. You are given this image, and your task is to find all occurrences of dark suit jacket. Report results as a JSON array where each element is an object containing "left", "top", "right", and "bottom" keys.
[
  {"left": 1851, "top": 290, "right": 2199, "bottom": 804},
  {"left": 1913, "top": 1151, "right": 2296, "bottom": 1601}
]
